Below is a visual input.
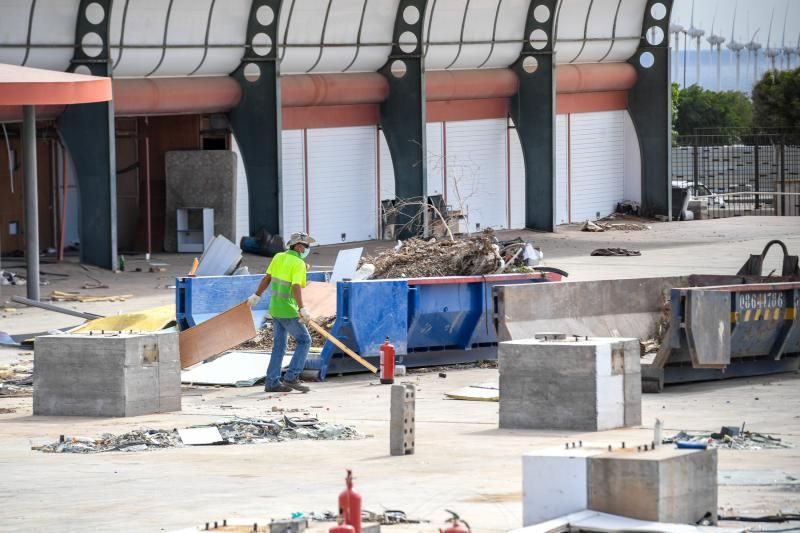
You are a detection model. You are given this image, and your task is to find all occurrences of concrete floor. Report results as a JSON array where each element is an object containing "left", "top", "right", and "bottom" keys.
[{"left": 1, "top": 217, "right": 799, "bottom": 531}]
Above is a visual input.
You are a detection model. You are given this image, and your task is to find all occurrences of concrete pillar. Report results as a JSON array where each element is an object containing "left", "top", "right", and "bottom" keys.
[{"left": 390, "top": 383, "right": 415, "bottom": 456}]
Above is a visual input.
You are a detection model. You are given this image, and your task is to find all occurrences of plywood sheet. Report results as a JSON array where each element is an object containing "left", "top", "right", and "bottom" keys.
[
  {"left": 303, "top": 281, "right": 337, "bottom": 319},
  {"left": 179, "top": 302, "right": 256, "bottom": 369},
  {"left": 445, "top": 382, "right": 499, "bottom": 402}
]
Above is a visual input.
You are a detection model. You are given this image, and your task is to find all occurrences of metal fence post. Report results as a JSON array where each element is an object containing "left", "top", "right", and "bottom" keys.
[
  {"left": 692, "top": 137, "right": 699, "bottom": 186},
  {"left": 753, "top": 138, "right": 761, "bottom": 211},
  {"left": 779, "top": 137, "right": 786, "bottom": 216}
]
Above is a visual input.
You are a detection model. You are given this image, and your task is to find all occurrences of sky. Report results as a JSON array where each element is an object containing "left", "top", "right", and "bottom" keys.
[{"left": 671, "top": 0, "right": 800, "bottom": 47}]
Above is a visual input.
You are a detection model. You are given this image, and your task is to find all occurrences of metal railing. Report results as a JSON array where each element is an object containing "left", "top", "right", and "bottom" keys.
[{"left": 672, "top": 133, "right": 800, "bottom": 219}]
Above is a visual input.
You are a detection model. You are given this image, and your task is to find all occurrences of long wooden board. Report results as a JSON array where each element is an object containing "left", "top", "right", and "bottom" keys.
[
  {"left": 306, "top": 319, "right": 378, "bottom": 373},
  {"left": 179, "top": 302, "right": 256, "bottom": 369}
]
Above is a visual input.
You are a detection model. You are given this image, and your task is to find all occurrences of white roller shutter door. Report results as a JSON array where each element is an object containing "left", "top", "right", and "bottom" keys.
[
  {"left": 445, "top": 119, "right": 508, "bottom": 231},
  {"left": 307, "top": 126, "right": 378, "bottom": 245},
  {"left": 509, "top": 127, "right": 525, "bottom": 229},
  {"left": 281, "top": 130, "right": 306, "bottom": 242},
  {"left": 555, "top": 115, "right": 569, "bottom": 225},
  {"left": 569, "top": 111, "right": 625, "bottom": 222},
  {"left": 379, "top": 123, "right": 446, "bottom": 201}
]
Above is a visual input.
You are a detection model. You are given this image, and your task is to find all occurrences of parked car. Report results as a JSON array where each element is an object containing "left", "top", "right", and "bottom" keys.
[{"left": 671, "top": 180, "right": 726, "bottom": 220}]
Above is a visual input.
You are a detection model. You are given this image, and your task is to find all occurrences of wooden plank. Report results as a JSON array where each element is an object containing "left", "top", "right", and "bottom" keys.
[
  {"left": 179, "top": 302, "right": 256, "bottom": 369},
  {"left": 307, "top": 319, "right": 378, "bottom": 373},
  {"left": 303, "top": 281, "right": 337, "bottom": 319}
]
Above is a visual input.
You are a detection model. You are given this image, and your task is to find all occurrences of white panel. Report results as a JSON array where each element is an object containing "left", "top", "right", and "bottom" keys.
[
  {"left": 192, "top": 0, "right": 250, "bottom": 77},
  {"left": 569, "top": 111, "right": 626, "bottom": 222},
  {"left": 337, "top": 0, "right": 397, "bottom": 73},
  {"left": 307, "top": 126, "right": 378, "bottom": 245},
  {"left": 446, "top": 1, "right": 495, "bottom": 70},
  {"left": 575, "top": 0, "right": 620, "bottom": 63},
  {"left": 155, "top": 0, "right": 213, "bottom": 77},
  {"left": 509, "top": 127, "right": 525, "bottom": 229},
  {"left": 426, "top": 122, "right": 445, "bottom": 196},
  {"left": 4, "top": 0, "right": 77, "bottom": 70},
  {"left": 231, "top": 136, "right": 250, "bottom": 244},
  {"left": 424, "top": 0, "right": 467, "bottom": 70},
  {"left": 489, "top": 0, "right": 529, "bottom": 68},
  {"left": 602, "top": 0, "right": 648, "bottom": 63},
  {"left": 445, "top": 119, "right": 508, "bottom": 231},
  {"left": 623, "top": 110, "right": 642, "bottom": 204},
  {"left": 555, "top": 115, "right": 569, "bottom": 225},
  {"left": 379, "top": 131, "right": 395, "bottom": 201},
  {"left": 111, "top": 0, "right": 170, "bottom": 77},
  {"left": 280, "top": 0, "right": 327, "bottom": 73},
  {"left": 309, "top": 0, "right": 362, "bottom": 73},
  {"left": 379, "top": 122, "right": 444, "bottom": 201},
  {"left": 281, "top": 130, "right": 307, "bottom": 242}
]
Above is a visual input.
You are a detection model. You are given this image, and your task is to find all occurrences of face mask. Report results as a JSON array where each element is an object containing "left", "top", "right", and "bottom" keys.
[{"left": 300, "top": 247, "right": 310, "bottom": 259}]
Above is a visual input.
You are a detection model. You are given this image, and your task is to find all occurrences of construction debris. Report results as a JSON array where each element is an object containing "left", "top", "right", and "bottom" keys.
[
  {"left": 194, "top": 235, "right": 242, "bottom": 276},
  {"left": 32, "top": 415, "right": 367, "bottom": 453},
  {"left": 179, "top": 302, "right": 256, "bottom": 369},
  {"left": 49, "top": 290, "right": 133, "bottom": 303},
  {"left": 445, "top": 382, "right": 499, "bottom": 402},
  {"left": 11, "top": 295, "right": 103, "bottom": 320},
  {"left": 590, "top": 247, "right": 642, "bottom": 257},
  {"left": 581, "top": 220, "right": 650, "bottom": 232},
  {"left": 663, "top": 430, "right": 793, "bottom": 450},
  {"left": 69, "top": 304, "right": 176, "bottom": 334},
  {"left": 363, "top": 233, "right": 505, "bottom": 279},
  {"left": 1, "top": 271, "right": 26, "bottom": 286}
]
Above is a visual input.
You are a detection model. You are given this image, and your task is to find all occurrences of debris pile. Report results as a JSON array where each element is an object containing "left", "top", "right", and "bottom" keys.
[
  {"left": 0, "top": 360, "right": 33, "bottom": 396},
  {"left": 664, "top": 429, "right": 792, "bottom": 450},
  {"left": 237, "top": 316, "right": 336, "bottom": 351},
  {"left": 0, "top": 271, "right": 26, "bottom": 286},
  {"left": 582, "top": 220, "right": 650, "bottom": 232},
  {"left": 33, "top": 415, "right": 367, "bottom": 454},
  {"left": 591, "top": 247, "right": 642, "bottom": 257},
  {"left": 49, "top": 290, "right": 132, "bottom": 303}
]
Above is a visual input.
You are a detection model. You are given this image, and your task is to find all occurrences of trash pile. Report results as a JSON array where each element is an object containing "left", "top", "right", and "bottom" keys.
[
  {"left": 237, "top": 316, "right": 336, "bottom": 351},
  {"left": 0, "top": 360, "right": 33, "bottom": 396},
  {"left": 32, "top": 414, "right": 367, "bottom": 454},
  {"left": 663, "top": 427, "right": 792, "bottom": 450},
  {"left": 1, "top": 271, "right": 26, "bottom": 286},
  {"left": 581, "top": 220, "right": 650, "bottom": 232},
  {"left": 362, "top": 232, "right": 544, "bottom": 279}
]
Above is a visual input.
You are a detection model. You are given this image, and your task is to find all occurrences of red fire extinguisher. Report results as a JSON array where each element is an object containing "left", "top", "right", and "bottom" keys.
[
  {"left": 329, "top": 519, "right": 355, "bottom": 533},
  {"left": 440, "top": 510, "right": 471, "bottom": 533},
  {"left": 380, "top": 337, "right": 395, "bottom": 385},
  {"left": 338, "top": 469, "right": 362, "bottom": 533}
]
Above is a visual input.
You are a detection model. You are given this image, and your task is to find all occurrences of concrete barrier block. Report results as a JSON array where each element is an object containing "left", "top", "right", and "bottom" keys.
[
  {"left": 523, "top": 447, "right": 607, "bottom": 526},
  {"left": 588, "top": 448, "right": 717, "bottom": 525},
  {"left": 34, "top": 331, "right": 181, "bottom": 417}
]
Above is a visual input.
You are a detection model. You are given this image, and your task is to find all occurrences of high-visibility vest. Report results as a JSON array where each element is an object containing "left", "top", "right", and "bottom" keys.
[{"left": 266, "top": 250, "right": 307, "bottom": 318}]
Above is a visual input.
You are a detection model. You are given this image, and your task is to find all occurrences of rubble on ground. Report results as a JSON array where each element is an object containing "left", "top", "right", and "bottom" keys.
[
  {"left": 0, "top": 360, "right": 33, "bottom": 396},
  {"left": 664, "top": 429, "right": 792, "bottom": 450},
  {"left": 582, "top": 220, "right": 651, "bottom": 232},
  {"left": 236, "top": 316, "right": 336, "bottom": 351},
  {"left": 32, "top": 414, "right": 368, "bottom": 453}
]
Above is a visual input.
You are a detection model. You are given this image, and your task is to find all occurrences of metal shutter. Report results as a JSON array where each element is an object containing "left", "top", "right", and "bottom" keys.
[
  {"left": 555, "top": 115, "right": 569, "bottom": 225},
  {"left": 445, "top": 119, "right": 508, "bottom": 231},
  {"left": 569, "top": 111, "right": 625, "bottom": 222},
  {"left": 307, "top": 126, "right": 378, "bottom": 245},
  {"left": 281, "top": 129, "right": 306, "bottom": 243}
]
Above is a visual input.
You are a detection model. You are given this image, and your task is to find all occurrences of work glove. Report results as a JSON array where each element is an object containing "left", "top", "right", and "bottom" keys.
[
  {"left": 298, "top": 307, "right": 312, "bottom": 323},
  {"left": 246, "top": 293, "right": 261, "bottom": 307}
]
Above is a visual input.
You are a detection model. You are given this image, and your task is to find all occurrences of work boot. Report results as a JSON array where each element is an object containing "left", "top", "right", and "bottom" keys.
[
  {"left": 284, "top": 379, "right": 310, "bottom": 393},
  {"left": 265, "top": 382, "right": 293, "bottom": 393}
]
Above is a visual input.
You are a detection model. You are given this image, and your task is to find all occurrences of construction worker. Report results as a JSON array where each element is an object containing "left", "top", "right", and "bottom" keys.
[{"left": 246, "top": 232, "right": 316, "bottom": 393}]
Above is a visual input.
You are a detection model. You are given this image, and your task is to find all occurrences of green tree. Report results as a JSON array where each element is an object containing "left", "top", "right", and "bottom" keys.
[
  {"left": 671, "top": 82, "right": 680, "bottom": 143},
  {"left": 752, "top": 67, "right": 800, "bottom": 131},
  {"left": 675, "top": 85, "right": 753, "bottom": 136}
]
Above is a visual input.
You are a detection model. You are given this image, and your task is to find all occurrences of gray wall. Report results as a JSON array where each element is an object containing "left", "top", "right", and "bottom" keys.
[{"left": 164, "top": 151, "right": 237, "bottom": 253}]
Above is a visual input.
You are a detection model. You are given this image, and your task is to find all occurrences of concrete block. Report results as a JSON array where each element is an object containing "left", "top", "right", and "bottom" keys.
[
  {"left": 523, "top": 446, "right": 607, "bottom": 526},
  {"left": 34, "top": 331, "right": 181, "bottom": 417},
  {"left": 499, "top": 337, "right": 640, "bottom": 431},
  {"left": 390, "top": 384, "right": 415, "bottom": 456},
  {"left": 588, "top": 448, "right": 718, "bottom": 525}
]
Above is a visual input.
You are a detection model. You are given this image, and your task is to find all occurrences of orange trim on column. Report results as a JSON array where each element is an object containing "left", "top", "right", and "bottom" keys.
[
  {"left": 282, "top": 104, "right": 379, "bottom": 130},
  {"left": 282, "top": 73, "right": 388, "bottom": 107},
  {"left": 556, "top": 63, "right": 637, "bottom": 93},
  {"left": 428, "top": 98, "right": 510, "bottom": 123},
  {"left": 556, "top": 91, "right": 629, "bottom": 114},
  {"left": 426, "top": 69, "right": 519, "bottom": 101},
  {"left": 114, "top": 77, "right": 241, "bottom": 116}
]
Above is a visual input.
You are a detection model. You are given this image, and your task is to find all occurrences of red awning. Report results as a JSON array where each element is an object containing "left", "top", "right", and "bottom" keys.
[{"left": 0, "top": 63, "right": 112, "bottom": 106}]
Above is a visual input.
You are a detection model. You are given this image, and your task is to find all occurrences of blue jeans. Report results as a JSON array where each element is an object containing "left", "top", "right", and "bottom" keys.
[{"left": 266, "top": 317, "right": 311, "bottom": 388}]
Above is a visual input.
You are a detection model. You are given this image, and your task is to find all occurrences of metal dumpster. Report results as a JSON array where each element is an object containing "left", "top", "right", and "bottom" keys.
[
  {"left": 646, "top": 281, "right": 800, "bottom": 389},
  {"left": 176, "top": 272, "right": 559, "bottom": 379}
]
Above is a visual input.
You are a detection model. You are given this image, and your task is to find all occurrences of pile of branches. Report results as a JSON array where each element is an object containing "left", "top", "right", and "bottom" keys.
[
  {"left": 237, "top": 316, "right": 336, "bottom": 351},
  {"left": 364, "top": 233, "right": 502, "bottom": 279}
]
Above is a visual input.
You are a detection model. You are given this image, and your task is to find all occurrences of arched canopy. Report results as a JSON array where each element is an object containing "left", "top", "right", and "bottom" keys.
[{"left": 0, "top": 0, "right": 651, "bottom": 77}]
